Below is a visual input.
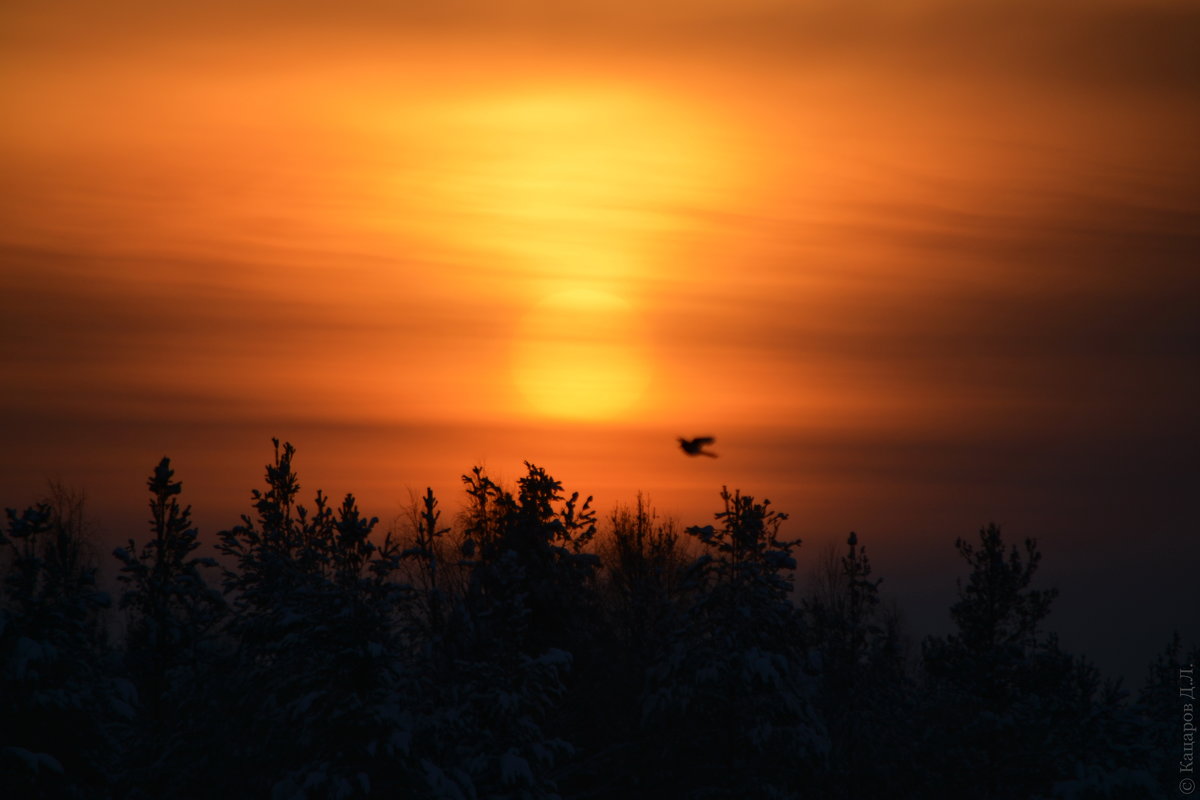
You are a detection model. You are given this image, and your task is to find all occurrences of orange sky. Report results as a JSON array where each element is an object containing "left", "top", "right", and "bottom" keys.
[{"left": 2, "top": 0, "right": 1197, "bottom": 678}]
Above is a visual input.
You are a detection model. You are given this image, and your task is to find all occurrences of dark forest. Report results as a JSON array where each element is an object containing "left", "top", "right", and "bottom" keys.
[{"left": 1, "top": 441, "right": 1194, "bottom": 799}]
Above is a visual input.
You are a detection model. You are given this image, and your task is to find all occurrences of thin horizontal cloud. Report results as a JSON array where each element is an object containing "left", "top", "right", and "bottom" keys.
[
  {"left": 3, "top": 2, "right": 1196, "bottom": 119},
  {"left": 0, "top": 0, "right": 1195, "bottom": 696}
]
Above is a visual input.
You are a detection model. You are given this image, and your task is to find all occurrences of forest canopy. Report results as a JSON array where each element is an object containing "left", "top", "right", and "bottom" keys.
[{"left": 0, "top": 441, "right": 1191, "bottom": 799}]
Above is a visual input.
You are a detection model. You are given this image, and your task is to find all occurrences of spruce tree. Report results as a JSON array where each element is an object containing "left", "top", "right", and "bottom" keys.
[
  {"left": 412, "top": 463, "right": 597, "bottom": 800},
  {"left": 112, "top": 457, "right": 226, "bottom": 796},
  {"left": 805, "top": 532, "right": 914, "bottom": 797},
  {"left": 114, "top": 458, "right": 224, "bottom": 719},
  {"left": 0, "top": 492, "right": 123, "bottom": 798},
  {"left": 920, "top": 524, "right": 1119, "bottom": 799},
  {"left": 215, "top": 440, "right": 415, "bottom": 797},
  {"left": 644, "top": 488, "right": 825, "bottom": 799}
]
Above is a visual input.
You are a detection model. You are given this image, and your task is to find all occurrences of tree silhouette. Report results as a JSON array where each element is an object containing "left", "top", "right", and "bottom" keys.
[
  {"left": 644, "top": 487, "right": 825, "bottom": 799},
  {"left": 0, "top": 444, "right": 1180, "bottom": 798},
  {"left": 601, "top": 494, "right": 686, "bottom": 672},
  {"left": 405, "top": 488, "right": 450, "bottom": 628},
  {"left": 555, "top": 495, "right": 689, "bottom": 796},
  {"left": 1129, "top": 632, "right": 1200, "bottom": 796},
  {"left": 0, "top": 490, "right": 123, "bottom": 798},
  {"left": 215, "top": 440, "right": 415, "bottom": 797},
  {"left": 423, "top": 463, "right": 603, "bottom": 797},
  {"left": 459, "top": 462, "right": 599, "bottom": 657},
  {"left": 805, "top": 531, "right": 915, "bottom": 797},
  {"left": 111, "top": 458, "right": 226, "bottom": 796},
  {"left": 114, "top": 458, "right": 224, "bottom": 719},
  {"left": 920, "top": 524, "right": 1133, "bottom": 799}
]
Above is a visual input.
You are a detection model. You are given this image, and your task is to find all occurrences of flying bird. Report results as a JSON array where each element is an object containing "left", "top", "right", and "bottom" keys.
[{"left": 678, "top": 436, "right": 718, "bottom": 458}]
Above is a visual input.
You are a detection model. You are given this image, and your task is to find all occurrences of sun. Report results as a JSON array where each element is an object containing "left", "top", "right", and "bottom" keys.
[{"left": 512, "top": 288, "right": 650, "bottom": 420}]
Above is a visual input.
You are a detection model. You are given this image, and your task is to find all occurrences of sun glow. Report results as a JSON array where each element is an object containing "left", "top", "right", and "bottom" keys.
[
  {"left": 414, "top": 90, "right": 722, "bottom": 279},
  {"left": 366, "top": 86, "right": 732, "bottom": 422},
  {"left": 323, "top": 80, "right": 752, "bottom": 424},
  {"left": 512, "top": 288, "right": 650, "bottom": 420}
]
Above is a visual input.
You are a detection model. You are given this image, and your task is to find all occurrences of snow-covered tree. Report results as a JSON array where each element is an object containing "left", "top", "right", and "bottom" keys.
[
  {"left": 215, "top": 440, "right": 416, "bottom": 797},
  {"left": 804, "top": 532, "right": 915, "bottom": 797},
  {"left": 110, "top": 457, "right": 227, "bottom": 796},
  {"left": 920, "top": 524, "right": 1128, "bottom": 799},
  {"left": 412, "top": 463, "right": 600, "bottom": 799},
  {"left": 550, "top": 496, "right": 690, "bottom": 797},
  {"left": 1118, "top": 633, "right": 1200, "bottom": 798},
  {"left": 399, "top": 487, "right": 452, "bottom": 643},
  {"left": 0, "top": 491, "right": 127, "bottom": 798},
  {"left": 408, "top": 645, "right": 576, "bottom": 800},
  {"left": 643, "top": 487, "right": 825, "bottom": 799},
  {"left": 458, "top": 462, "right": 599, "bottom": 657},
  {"left": 600, "top": 494, "right": 686, "bottom": 666},
  {"left": 114, "top": 458, "right": 224, "bottom": 715}
]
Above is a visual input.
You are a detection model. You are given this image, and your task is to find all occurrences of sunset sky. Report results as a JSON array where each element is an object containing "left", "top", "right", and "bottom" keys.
[{"left": 2, "top": 0, "right": 1197, "bottom": 680}]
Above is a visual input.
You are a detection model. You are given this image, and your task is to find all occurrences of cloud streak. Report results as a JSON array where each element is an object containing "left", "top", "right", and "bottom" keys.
[{"left": 1, "top": 0, "right": 1196, "bottom": 682}]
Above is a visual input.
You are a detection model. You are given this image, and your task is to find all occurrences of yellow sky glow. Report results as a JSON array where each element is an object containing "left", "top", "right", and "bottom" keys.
[
  {"left": 0, "top": 0, "right": 1196, "bottom": 689},
  {"left": 512, "top": 288, "right": 650, "bottom": 420},
  {"left": 0, "top": 0, "right": 1195, "bottom": 549}
]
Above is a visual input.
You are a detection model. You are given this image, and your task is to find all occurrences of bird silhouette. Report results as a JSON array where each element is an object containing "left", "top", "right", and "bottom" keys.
[{"left": 679, "top": 436, "right": 718, "bottom": 458}]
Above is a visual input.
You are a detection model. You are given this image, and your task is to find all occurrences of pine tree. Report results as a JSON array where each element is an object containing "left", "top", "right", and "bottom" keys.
[
  {"left": 644, "top": 487, "right": 825, "bottom": 799},
  {"left": 804, "top": 532, "right": 915, "bottom": 797},
  {"left": 412, "top": 463, "right": 602, "bottom": 799},
  {"left": 1124, "top": 633, "right": 1200, "bottom": 797},
  {"left": 0, "top": 491, "right": 125, "bottom": 798},
  {"left": 920, "top": 524, "right": 1120, "bottom": 799},
  {"left": 111, "top": 457, "right": 226, "bottom": 796},
  {"left": 114, "top": 458, "right": 224, "bottom": 717},
  {"left": 214, "top": 440, "right": 416, "bottom": 797},
  {"left": 601, "top": 494, "right": 686, "bottom": 666},
  {"left": 554, "top": 496, "right": 688, "bottom": 797},
  {"left": 400, "top": 487, "right": 452, "bottom": 642},
  {"left": 458, "top": 462, "right": 599, "bottom": 657}
]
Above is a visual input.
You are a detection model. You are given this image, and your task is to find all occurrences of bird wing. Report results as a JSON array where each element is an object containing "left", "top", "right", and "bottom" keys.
[{"left": 694, "top": 437, "right": 715, "bottom": 446}]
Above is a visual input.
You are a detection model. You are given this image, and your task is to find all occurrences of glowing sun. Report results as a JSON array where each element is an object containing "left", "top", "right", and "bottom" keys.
[{"left": 512, "top": 288, "right": 650, "bottom": 420}]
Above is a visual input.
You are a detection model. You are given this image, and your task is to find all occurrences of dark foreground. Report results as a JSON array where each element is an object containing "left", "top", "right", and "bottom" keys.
[{"left": 1, "top": 441, "right": 1193, "bottom": 799}]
